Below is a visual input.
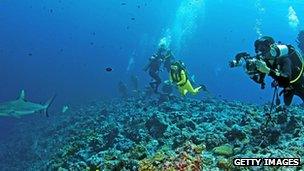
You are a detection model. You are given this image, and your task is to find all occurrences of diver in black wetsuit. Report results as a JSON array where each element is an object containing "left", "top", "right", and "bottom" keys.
[
  {"left": 143, "top": 55, "right": 162, "bottom": 93},
  {"left": 156, "top": 46, "right": 175, "bottom": 73},
  {"left": 252, "top": 36, "right": 304, "bottom": 106}
]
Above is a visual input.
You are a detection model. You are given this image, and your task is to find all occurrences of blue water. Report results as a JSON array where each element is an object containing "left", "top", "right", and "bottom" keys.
[{"left": 0, "top": 0, "right": 303, "bottom": 142}]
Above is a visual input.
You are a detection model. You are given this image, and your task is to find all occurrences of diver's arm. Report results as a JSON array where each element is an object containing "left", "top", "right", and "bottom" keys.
[
  {"left": 268, "top": 58, "right": 291, "bottom": 87},
  {"left": 177, "top": 70, "right": 187, "bottom": 86}
]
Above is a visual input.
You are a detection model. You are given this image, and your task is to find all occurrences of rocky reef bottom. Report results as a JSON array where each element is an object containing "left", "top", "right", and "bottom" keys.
[{"left": 0, "top": 96, "right": 304, "bottom": 171}]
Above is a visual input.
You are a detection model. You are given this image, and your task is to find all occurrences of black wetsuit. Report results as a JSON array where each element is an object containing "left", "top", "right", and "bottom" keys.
[
  {"left": 264, "top": 46, "right": 304, "bottom": 106},
  {"left": 163, "top": 51, "right": 174, "bottom": 73},
  {"left": 157, "top": 49, "right": 174, "bottom": 73},
  {"left": 144, "top": 56, "right": 162, "bottom": 93}
]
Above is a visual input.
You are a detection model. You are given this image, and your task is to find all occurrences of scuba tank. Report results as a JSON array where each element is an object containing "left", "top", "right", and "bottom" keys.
[
  {"left": 270, "top": 44, "right": 304, "bottom": 84},
  {"left": 170, "top": 61, "right": 189, "bottom": 83}
]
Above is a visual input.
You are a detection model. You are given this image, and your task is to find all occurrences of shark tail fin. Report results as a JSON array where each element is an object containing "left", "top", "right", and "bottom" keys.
[{"left": 44, "top": 94, "right": 56, "bottom": 117}]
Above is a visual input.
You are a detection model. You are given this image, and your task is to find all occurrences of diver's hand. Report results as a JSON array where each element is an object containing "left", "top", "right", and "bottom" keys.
[
  {"left": 164, "top": 80, "right": 172, "bottom": 85},
  {"left": 256, "top": 60, "right": 270, "bottom": 74}
]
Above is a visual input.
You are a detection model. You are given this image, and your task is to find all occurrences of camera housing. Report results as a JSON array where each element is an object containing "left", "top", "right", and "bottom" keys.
[
  {"left": 229, "top": 52, "right": 266, "bottom": 89},
  {"left": 229, "top": 52, "right": 260, "bottom": 74}
]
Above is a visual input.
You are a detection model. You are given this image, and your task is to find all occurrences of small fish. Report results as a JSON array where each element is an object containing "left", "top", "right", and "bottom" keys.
[
  {"left": 106, "top": 67, "right": 113, "bottom": 72},
  {"left": 62, "top": 105, "right": 69, "bottom": 113},
  {"left": 131, "top": 17, "right": 135, "bottom": 20},
  {"left": 121, "top": 2, "right": 126, "bottom": 5}
]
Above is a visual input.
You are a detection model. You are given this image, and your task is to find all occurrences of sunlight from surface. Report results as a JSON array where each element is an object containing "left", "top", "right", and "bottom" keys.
[{"left": 169, "top": 0, "right": 205, "bottom": 54}]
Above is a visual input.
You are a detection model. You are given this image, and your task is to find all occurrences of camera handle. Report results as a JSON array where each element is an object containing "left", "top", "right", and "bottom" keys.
[{"left": 259, "top": 85, "right": 279, "bottom": 147}]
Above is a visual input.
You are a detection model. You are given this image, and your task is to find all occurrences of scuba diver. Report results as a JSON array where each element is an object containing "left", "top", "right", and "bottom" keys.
[
  {"left": 143, "top": 55, "right": 162, "bottom": 93},
  {"left": 169, "top": 61, "right": 202, "bottom": 96},
  {"left": 156, "top": 45, "right": 175, "bottom": 73},
  {"left": 118, "top": 81, "right": 128, "bottom": 98},
  {"left": 162, "top": 80, "right": 174, "bottom": 95},
  {"left": 232, "top": 36, "right": 304, "bottom": 106}
]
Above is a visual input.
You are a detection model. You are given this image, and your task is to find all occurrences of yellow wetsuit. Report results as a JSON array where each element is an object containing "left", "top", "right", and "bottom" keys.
[{"left": 170, "top": 70, "right": 201, "bottom": 96}]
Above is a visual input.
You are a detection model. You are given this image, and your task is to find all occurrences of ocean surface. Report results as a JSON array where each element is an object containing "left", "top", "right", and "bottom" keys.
[{"left": 0, "top": 0, "right": 304, "bottom": 170}]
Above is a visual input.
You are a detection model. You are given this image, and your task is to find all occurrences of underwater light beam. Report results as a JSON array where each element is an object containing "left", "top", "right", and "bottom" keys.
[
  {"left": 126, "top": 53, "right": 135, "bottom": 72},
  {"left": 162, "top": 0, "right": 205, "bottom": 55}
]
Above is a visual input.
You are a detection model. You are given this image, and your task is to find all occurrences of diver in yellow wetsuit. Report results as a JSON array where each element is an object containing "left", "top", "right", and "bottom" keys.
[{"left": 169, "top": 61, "right": 202, "bottom": 96}]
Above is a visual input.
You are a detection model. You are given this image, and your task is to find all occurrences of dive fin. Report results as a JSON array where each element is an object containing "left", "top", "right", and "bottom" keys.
[
  {"left": 200, "top": 84, "right": 208, "bottom": 92},
  {"left": 44, "top": 94, "right": 56, "bottom": 117}
]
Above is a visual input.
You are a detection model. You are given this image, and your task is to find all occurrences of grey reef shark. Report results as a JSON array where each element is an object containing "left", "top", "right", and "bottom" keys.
[{"left": 0, "top": 90, "right": 55, "bottom": 118}]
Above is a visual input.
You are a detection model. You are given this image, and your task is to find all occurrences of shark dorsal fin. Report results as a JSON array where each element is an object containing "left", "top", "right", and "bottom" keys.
[{"left": 19, "top": 90, "right": 26, "bottom": 101}]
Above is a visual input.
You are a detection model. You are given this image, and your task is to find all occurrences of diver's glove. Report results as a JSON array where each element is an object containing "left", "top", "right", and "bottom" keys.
[{"left": 256, "top": 60, "right": 270, "bottom": 74}]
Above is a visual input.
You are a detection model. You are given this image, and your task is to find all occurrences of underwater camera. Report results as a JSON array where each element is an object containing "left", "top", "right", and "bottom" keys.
[{"left": 229, "top": 52, "right": 263, "bottom": 75}]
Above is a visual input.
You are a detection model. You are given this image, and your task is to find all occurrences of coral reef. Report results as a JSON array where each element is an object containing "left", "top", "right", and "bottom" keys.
[{"left": 0, "top": 95, "right": 304, "bottom": 170}]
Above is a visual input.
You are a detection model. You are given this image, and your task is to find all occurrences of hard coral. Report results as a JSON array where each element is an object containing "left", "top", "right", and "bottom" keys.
[
  {"left": 138, "top": 159, "right": 156, "bottom": 171},
  {"left": 217, "top": 158, "right": 233, "bottom": 170},
  {"left": 190, "top": 156, "right": 202, "bottom": 171},
  {"left": 153, "top": 151, "right": 165, "bottom": 162},
  {"left": 213, "top": 144, "right": 234, "bottom": 156},
  {"left": 129, "top": 144, "right": 148, "bottom": 160}
]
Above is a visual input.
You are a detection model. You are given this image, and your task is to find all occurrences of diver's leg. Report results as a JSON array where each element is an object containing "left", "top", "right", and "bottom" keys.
[
  {"left": 154, "top": 74, "right": 162, "bottom": 93},
  {"left": 178, "top": 87, "right": 183, "bottom": 95},
  {"left": 182, "top": 88, "right": 188, "bottom": 96},
  {"left": 149, "top": 71, "right": 160, "bottom": 92},
  {"left": 148, "top": 72, "right": 155, "bottom": 88},
  {"left": 283, "top": 90, "right": 294, "bottom": 106},
  {"left": 185, "top": 81, "right": 201, "bottom": 95},
  {"left": 178, "top": 86, "right": 187, "bottom": 96}
]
